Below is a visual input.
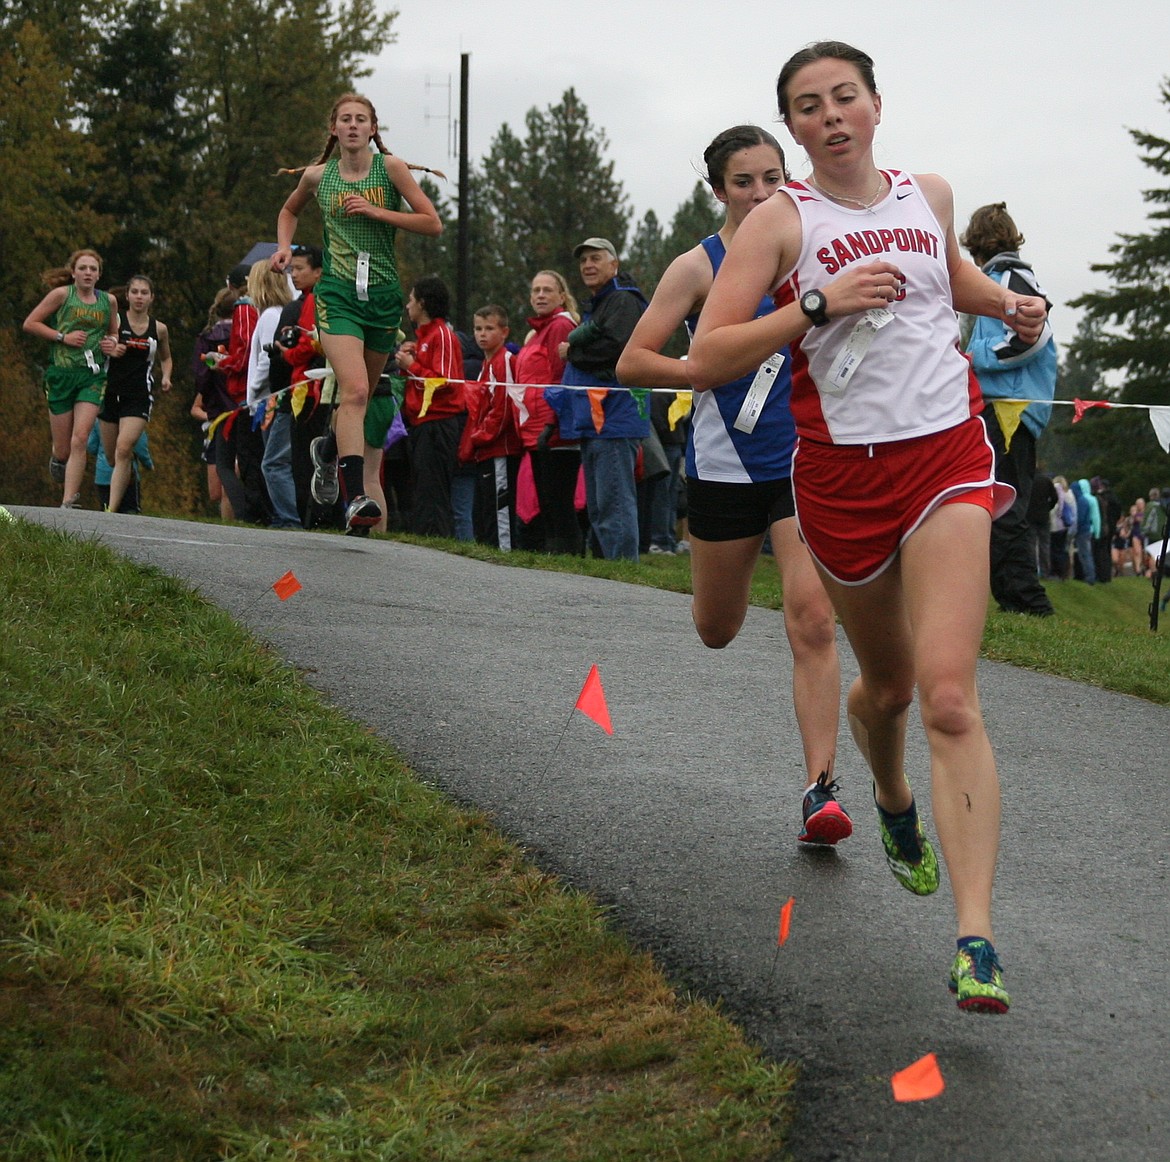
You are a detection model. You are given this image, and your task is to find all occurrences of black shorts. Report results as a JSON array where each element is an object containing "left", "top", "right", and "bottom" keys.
[
  {"left": 99, "top": 381, "right": 153, "bottom": 424},
  {"left": 686, "top": 475, "right": 795, "bottom": 542}
]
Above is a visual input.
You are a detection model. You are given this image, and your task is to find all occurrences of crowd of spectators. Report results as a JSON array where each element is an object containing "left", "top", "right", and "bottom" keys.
[
  {"left": 188, "top": 235, "right": 690, "bottom": 558},
  {"left": 1028, "top": 471, "right": 1170, "bottom": 585}
]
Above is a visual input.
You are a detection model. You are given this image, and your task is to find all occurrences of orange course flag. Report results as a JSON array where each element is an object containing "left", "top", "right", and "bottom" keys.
[
  {"left": 777, "top": 897, "right": 794, "bottom": 947},
  {"left": 891, "top": 1052, "right": 945, "bottom": 1102},
  {"left": 586, "top": 388, "right": 608, "bottom": 434},
  {"left": 575, "top": 664, "right": 614, "bottom": 735},
  {"left": 272, "top": 570, "right": 302, "bottom": 601}
]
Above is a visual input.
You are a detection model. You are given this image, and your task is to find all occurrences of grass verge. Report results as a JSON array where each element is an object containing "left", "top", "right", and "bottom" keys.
[{"left": 0, "top": 518, "right": 793, "bottom": 1160}]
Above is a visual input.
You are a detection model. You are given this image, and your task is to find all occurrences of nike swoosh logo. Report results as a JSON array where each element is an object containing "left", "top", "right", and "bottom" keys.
[{"left": 896, "top": 192, "right": 912, "bottom": 199}]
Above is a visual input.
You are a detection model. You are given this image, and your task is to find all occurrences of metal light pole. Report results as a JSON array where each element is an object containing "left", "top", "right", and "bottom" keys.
[{"left": 456, "top": 53, "right": 471, "bottom": 331}]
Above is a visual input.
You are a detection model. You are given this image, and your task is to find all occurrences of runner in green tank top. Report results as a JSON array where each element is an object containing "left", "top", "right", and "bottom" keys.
[
  {"left": 23, "top": 248, "right": 120, "bottom": 507},
  {"left": 272, "top": 93, "right": 442, "bottom": 533},
  {"left": 317, "top": 152, "right": 402, "bottom": 287}
]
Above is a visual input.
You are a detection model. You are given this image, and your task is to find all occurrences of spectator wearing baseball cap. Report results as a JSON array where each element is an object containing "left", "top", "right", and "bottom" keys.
[{"left": 545, "top": 238, "right": 649, "bottom": 560}]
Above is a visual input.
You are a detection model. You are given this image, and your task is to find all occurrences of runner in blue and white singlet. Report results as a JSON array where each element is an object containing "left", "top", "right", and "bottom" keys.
[
  {"left": 685, "top": 233, "right": 795, "bottom": 484},
  {"left": 617, "top": 125, "right": 845, "bottom": 847}
]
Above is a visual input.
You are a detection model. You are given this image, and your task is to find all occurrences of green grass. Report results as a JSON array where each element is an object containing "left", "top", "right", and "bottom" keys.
[{"left": 0, "top": 518, "right": 794, "bottom": 1160}]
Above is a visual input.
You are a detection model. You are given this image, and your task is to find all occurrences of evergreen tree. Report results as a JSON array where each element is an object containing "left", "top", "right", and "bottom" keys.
[
  {"left": 1039, "top": 316, "right": 1112, "bottom": 481},
  {"left": 85, "top": 1, "right": 193, "bottom": 286},
  {"left": 474, "top": 89, "right": 631, "bottom": 319},
  {"left": 0, "top": 0, "right": 106, "bottom": 80},
  {"left": 395, "top": 175, "right": 459, "bottom": 298},
  {"left": 625, "top": 209, "right": 666, "bottom": 296},
  {"left": 167, "top": 0, "right": 398, "bottom": 324},
  {"left": 663, "top": 181, "right": 723, "bottom": 258},
  {"left": 1068, "top": 79, "right": 1170, "bottom": 500}
]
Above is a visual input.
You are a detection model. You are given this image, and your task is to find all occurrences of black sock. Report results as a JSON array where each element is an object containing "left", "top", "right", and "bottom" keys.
[
  {"left": 320, "top": 429, "right": 338, "bottom": 461},
  {"left": 338, "top": 455, "right": 364, "bottom": 504}
]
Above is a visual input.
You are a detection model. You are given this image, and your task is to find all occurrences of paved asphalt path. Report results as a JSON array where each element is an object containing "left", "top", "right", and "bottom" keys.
[{"left": 13, "top": 507, "right": 1170, "bottom": 1161}]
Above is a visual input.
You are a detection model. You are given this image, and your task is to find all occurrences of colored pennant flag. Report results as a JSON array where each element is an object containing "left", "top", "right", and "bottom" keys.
[
  {"left": 777, "top": 897, "right": 794, "bottom": 947},
  {"left": 587, "top": 388, "right": 608, "bottom": 434},
  {"left": 630, "top": 387, "right": 651, "bottom": 420},
  {"left": 290, "top": 380, "right": 309, "bottom": 418},
  {"left": 668, "top": 391, "right": 693, "bottom": 431},
  {"left": 891, "top": 1053, "right": 945, "bottom": 1103},
  {"left": 1072, "top": 397, "right": 1112, "bottom": 423},
  {"left": 991, "top": 399, "right": 1029, "bottom": 452},
  {"left": 418, "top": 377, "right": 447, "bottom": 419},
  {"left": 272, "top": 570, "right": 302, "bottom": 601},
  {"left": 575, "top": 664, "right": 613, "bottom": 735},
  {"left": 1149, "top": 406, "right": 1170, "bottom": 454}
]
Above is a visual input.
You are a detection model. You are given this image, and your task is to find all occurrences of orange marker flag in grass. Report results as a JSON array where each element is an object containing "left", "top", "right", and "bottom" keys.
[
  {"left": 777, "top": 897, "right": 794, "bottom": 947},
  {"left": 575, "top": 664, "right": 613, "bottom": 734},
  {"left": 272, "top": 570, "right": 302, "bottom": 601},
  {"left": 891, "top": 1052, "right": 945, "bottom": 1102}
]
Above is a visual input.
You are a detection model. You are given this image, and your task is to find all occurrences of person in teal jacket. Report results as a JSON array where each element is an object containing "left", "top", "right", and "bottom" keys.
[
  {"left": 1072, "top": 478, "right": 1100, "bottom": 584},
  {"left": 961, "top": 203, "right": 1057, "bottom": 616},
  {"left": 87, "top": 425, "right": 152, "bottom": 513}
]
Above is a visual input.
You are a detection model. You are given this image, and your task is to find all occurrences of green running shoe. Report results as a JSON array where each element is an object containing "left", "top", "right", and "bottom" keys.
[
  {"left": 874, "top": 784, "right": 939, "bottom": 896},
  {"left": 949, "top": 938, "right": 1010, "bottom": 1014}
]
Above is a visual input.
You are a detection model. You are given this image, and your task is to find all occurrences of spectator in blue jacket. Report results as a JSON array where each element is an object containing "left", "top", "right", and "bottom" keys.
[
  {"left": 1072, "top": 478, "right": 1099, "bottom": 584},
  {"left": 962, "top": 203, "right": 1057, "bottom": 616},
  {"left": 545, "top": 238, "right": 648, "bottom": 560}
]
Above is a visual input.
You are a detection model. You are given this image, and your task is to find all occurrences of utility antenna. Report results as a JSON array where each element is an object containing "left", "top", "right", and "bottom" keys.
[{"left": 424, "top": 74, "right": 455, "bottom": 158}]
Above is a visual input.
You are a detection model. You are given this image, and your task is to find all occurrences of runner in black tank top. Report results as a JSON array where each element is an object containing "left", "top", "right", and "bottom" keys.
[{"left": 100, "top": 275, "right": 172, "bottom": 513}]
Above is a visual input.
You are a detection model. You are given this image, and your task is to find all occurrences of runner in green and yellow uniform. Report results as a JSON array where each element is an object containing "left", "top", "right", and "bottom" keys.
[
  {"left": 272, "top": 93, "right": 442, "bottom": 533},
  {"left": 23, "top": 249, "right": 120, "bottom": 507}
]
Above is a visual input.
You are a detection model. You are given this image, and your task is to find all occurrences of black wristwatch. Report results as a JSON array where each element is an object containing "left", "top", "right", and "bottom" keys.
[{"left": 800, "top": 289, "right": 830, "bottom": 327}]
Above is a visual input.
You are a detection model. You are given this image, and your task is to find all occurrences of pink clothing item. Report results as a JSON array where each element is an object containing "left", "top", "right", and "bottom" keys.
[{"left": 514, "top": 310, "right": 577, "bottom": 448}]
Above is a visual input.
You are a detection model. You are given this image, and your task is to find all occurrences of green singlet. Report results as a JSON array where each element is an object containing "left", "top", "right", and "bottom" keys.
[
  {"left": 316, "top": 152, "right": 402, "bottom": 288},
  {"left": 51, "top": 285, "right": 113, "bottom": 370}
]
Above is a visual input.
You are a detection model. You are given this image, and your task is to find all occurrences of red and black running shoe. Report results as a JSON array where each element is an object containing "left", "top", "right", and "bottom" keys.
[{"left": 798, "top": 771, "right": 853, "bottom": 845}]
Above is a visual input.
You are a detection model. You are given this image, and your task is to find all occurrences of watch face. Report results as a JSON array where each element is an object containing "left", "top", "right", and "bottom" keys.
[{"left": 802, "top": 291, "right": 823, "bottom": 312}]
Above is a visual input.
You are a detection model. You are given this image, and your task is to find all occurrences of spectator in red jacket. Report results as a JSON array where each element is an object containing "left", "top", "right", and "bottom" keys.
[
  {"left": 395, "top": 275, "right": 465, "bottom": 536},
  {"left": 460, "top": 305, "right": 523, "bottom": 548},
  {"left": 513, "top": 270, "right": 582, "bottom": 553},
  {"left": 214, "top": 262, "right": 267, "bottom": 523}
]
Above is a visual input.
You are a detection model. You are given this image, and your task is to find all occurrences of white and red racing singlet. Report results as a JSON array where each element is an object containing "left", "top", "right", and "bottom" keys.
[{"left": 775, "top": 170, "right": 981, "bottom": 445}]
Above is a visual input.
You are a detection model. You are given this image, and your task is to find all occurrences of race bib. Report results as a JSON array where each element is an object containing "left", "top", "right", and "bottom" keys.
[
  {"left": 356, "top": 251, "right": 371, "bottom": 302},
  {"left": 822, "top": 308, "right": 894, "bottom": 397},
  {"left": 734, "top": 352, "right": 785, "bottom": 433}
]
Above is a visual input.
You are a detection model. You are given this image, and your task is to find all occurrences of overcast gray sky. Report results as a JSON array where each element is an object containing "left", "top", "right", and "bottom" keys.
[{"left": 366, "top": 1, "right": 1170, "bottom": 354}]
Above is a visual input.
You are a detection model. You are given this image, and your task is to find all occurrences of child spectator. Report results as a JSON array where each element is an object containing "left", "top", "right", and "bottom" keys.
[
  {"left": 88, "top": 424, "right": 151, "bottom": 513},
  {"left": 395, "top": 275, "right": 465, "bottom": 537},
  {"left": 460, "top": 305, "right": 523, "bottom": 548}
]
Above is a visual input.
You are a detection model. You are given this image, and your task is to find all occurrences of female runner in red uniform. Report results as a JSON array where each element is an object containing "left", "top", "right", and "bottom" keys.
[{"left": 689, "top": 42, "right": 1049, "bottom": 1014}]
